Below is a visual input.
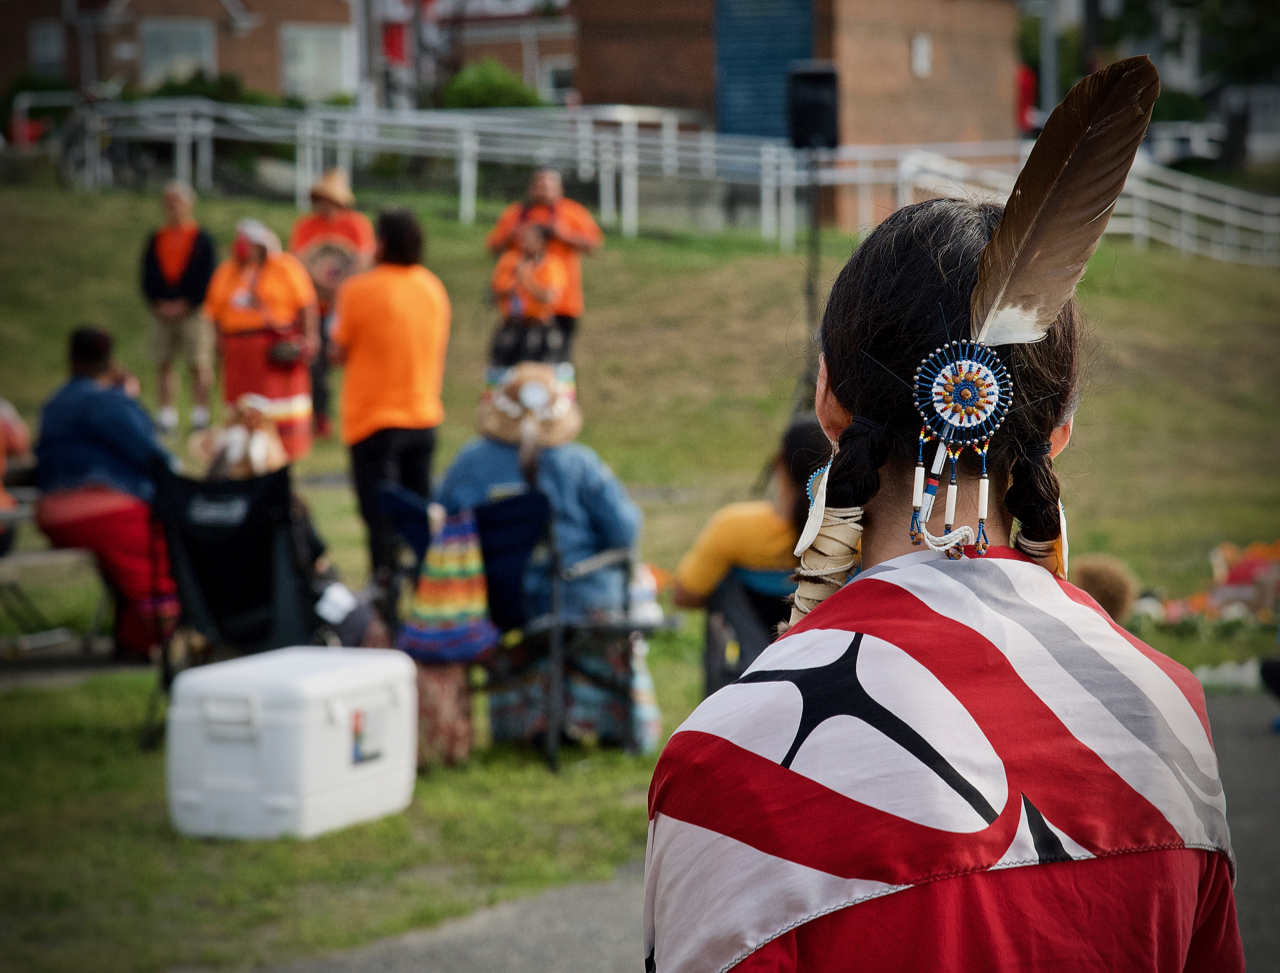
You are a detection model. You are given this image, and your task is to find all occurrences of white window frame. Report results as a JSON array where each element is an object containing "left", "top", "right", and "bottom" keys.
[
  {"left": 279, "top": 23, "right": 358, "bottom": 103},
  {"left": 538, "top": 54, "right": 576, "bottom": 105},
  {"left": 29, "top": 18, "right": 66, "bottom": 77},
  {"left": 139, "top": 17, "right": 218, "bottom": 89}
]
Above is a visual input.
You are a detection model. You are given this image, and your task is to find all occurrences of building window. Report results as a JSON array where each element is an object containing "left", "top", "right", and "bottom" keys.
[
  {"left": 911, "top": 33, "right": 933, "bottom": 79},
  {"left": 281, "top": 25, "right": 358, "bottom": 103},
  {"left": 29, "top": 19, "right": 66, "bottom": 77},
  {"left": 539, "top": 56, "right": 575, "bottom": 105},
  {"left": 140, "top": 18, "right": 217, "bottom": 89}
]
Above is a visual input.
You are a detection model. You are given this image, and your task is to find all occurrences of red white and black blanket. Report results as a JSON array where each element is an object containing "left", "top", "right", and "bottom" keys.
[{"left": 644, "top": 547, "right": 1234, "bottom": 973}]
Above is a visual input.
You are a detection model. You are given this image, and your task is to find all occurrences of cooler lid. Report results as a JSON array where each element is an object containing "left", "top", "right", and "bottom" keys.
[{"left": 171, "top": 647, "right": 415, "bottom": 708}]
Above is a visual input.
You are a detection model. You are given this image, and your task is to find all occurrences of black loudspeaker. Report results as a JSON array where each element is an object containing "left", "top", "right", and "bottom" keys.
[{"left": 788, "top": 61, "right": 839, "bottom": 150}]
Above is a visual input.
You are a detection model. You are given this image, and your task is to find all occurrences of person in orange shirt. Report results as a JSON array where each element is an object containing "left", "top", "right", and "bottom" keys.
[
  {"left": 485, "top": 167, "right": 602, "bottom": 361},
  {"left": 289, "top": 168, "right": 375, "bottom": 440},
  {"left": 489, "top": 223, "right": 569, "bottom": 368},
  {"left": 203, "top": 219, "right": 319, "bottom": 461},
  {"left": 331, "top": 209, "right": 451, "bottom": 597},
  {"left": 140, "top": 181, "right": 217, "bottom": 433}
]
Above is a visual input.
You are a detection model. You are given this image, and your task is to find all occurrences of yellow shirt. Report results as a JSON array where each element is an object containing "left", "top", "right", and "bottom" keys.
[
  {"left": 675, "top": 501, "right": 799, "bottom": 599},
  {"left": 332, "top": 264, "right": 451, "bottom": 445}
]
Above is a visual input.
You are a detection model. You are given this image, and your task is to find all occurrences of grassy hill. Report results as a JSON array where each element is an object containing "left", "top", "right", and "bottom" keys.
[{"left": 0, "top": 183, "right": 1277, "bottom": 972}]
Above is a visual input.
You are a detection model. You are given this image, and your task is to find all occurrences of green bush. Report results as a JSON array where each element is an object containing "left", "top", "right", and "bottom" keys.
[
  {"left": 1, "top": 71, "right": 73, "bottom": 134},
  {"left": 1151, "top": 90, "right": 1209, "bottom": 123},
  {"left": 442, "top": 59, "right": 542, "bottom": 110},
  {"left": 149, "top": 70, "right": 285, "bottom": 107}
]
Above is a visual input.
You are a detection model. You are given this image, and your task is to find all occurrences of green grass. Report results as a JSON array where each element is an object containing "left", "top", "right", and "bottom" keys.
[
  {"left": 0, "top": 629, "right": 703, "bottom": 973},
  {"left": 0, "top": 183, "right": 1278, "bottom": 970}
]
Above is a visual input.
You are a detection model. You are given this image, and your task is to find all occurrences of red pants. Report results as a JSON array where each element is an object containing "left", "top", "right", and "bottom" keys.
[{"left": 38, "top": 494, "right": 179, "bottom": 657}]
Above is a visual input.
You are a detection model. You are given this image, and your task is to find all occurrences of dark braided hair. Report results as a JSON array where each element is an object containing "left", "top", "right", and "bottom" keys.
[{"left": 819, "top": 198, "right": 1081, "bottom": 544}]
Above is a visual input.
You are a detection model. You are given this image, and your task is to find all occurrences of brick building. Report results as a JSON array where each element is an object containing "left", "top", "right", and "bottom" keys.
[
  {"left": 1, "top": 0, "right": 357, "bottom": 102},
  {"left": 576, "top": 0, "right": 1017, "bottom": 143}
]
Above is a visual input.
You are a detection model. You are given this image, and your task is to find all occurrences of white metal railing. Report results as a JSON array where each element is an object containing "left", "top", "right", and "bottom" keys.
[{"left": 53, "top": 97, "right": 1280, "bottom": 265}]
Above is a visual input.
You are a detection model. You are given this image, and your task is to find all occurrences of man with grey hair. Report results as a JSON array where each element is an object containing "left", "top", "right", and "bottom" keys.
[{"left": 140, "top": 180, "right": 217, "bottom": 432}]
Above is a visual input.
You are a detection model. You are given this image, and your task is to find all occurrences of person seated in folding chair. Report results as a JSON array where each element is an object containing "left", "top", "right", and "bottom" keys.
[
  {"left": 434, "top": 363, "right": 645, "bottom": 755},
  {"left": 438, "top": 363, "right": 639, "bottom": 618},
  {"left": 187, "top": 394, "right": 391, "bottom": 650},
  {"left": 671, "top": 416, "right": 833, "bottom": 694},
  {"left": 35, "top": 327, "right": 180, "bottom": 660}
]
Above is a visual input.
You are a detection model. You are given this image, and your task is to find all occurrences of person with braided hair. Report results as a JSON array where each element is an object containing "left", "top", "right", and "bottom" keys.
[{"left": 643, "top": 58, "right": 1240, "bottom": 973}]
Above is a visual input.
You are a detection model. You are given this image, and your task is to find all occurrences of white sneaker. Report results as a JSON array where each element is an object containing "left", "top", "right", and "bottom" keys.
[
  {"left": 191, "top": 405, "right": 210, "bottom": 430},
  {"left": 158, "top": 406, "right": 178, "bottom": 433}
]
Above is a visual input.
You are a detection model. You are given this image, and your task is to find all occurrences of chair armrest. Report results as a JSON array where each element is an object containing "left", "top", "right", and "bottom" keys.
[{"left": 561, "top": 548, "right": 631, "bottom": 582}]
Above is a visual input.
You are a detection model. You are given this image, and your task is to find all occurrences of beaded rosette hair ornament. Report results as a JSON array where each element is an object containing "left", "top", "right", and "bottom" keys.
[
  {"left": 910, "top": 342, "right": 1011, "bottom": 558},
  {"left": 789, "top": 55, "right": 1160, "bottom": 625}
]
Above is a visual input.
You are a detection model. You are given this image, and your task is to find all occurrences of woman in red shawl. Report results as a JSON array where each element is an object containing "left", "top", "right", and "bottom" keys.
[{"left": 203, "top": 219, "right": 318, "bottom": 460}]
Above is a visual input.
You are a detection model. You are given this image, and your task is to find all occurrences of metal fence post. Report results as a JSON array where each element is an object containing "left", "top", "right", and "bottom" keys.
[
  {"left": 779, "top": 150, "right": 796, "bottom": 252},
  {"left": 1264, "top": 201, "right": 1279, "bottom": 267},
  {"left": 82, "top": 110, "right": 101, "bottom": 189},
  {"left": 175, "top": 112, "right": 193, "bottom": 186},
  {"left": 699, "top": 130, "right": 716, "bottom": 179},
  {"left": 662, "top": 114, "right": 678, "bottom": 177},
  {"left": 1180, "top": 187, "right": 1194, "bottom": 258},
  {"left": 857, "top": 156, "right": 874, "bottom": 237},
  {"left": 337, "top": 116, "right": 354, "bottom": 176},
  {"left": 196, "top": 114, "right": 214, "bottom": 191},
  {"left": 599, "top": 134, "right": 617, "bottom": 227},
  {"left": 576, "top": 115, "right": 594, "bottom": 181},
  {"left": 621, "top": 114, "right": 639, "bottom": 238},
  {"left": 896, "top": 157, "right": 913, "bottom": 210},
  {"left": 760, "top": 144, "right": 778, "bottom": 241},
  {"left": 1132, "top": 180, "right": 1148, "bottom": 250},
  {"left": 295, "top": 118, "right": 309, "bottom": 209},
  {"left": 458, "top": 127, "right": 478, "bottom": 226}
]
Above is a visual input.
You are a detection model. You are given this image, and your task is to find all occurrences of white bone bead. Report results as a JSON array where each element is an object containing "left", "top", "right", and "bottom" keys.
[
  {"left": 944, "top": 480, "right": 958, "bottom": 528},
  {"left": 978, "top": 477, "right": 990, "bottom": 520},
  {"left": 912, "top": 466, "right": 925, "bottom": 507}
]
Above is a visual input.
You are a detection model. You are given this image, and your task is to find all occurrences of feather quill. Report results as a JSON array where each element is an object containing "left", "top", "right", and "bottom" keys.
[{"left": 971, "top": 56, "right": 1160, "bottom": 346}]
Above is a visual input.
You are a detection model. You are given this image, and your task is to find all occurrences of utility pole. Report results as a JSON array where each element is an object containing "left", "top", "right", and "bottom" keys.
[{"left": 1039, "top": 0, "right": 1058, "bottom": 113}]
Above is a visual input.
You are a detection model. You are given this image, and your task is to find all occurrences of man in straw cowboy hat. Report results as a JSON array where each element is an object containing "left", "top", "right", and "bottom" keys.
[
  {"left": 289, "top": 168, "right": 375, "bottom": 440},
  {"left": 436, "top": 363, "right": 640, "bottom": 620}
]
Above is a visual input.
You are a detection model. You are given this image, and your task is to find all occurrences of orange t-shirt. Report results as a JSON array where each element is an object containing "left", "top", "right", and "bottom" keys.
[
  {"left": 491, "top": 250, "right": 567, "bottom": 322},
  {"left": 288, "top": 209, "right": 376, "bottom": 307},
  {"left": 203, "top": 253, "right": 317, "bottom": 335},
  {"left": 485, "top": 199, "right": 602, "bottom": 318},
  {"left": 154, "top": 222, "right": 200, "bottom": 287},
  {"left": 332, "top": 263, "right": 451, "bottom": 445}
]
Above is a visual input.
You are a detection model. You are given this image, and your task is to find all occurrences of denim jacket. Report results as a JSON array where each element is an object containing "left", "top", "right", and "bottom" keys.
[
  {"left": 37, "top": 378, "right": 170, "bottom": 503},
  {"left": 436, "top": 437, "right": 642, "bottom": 618}
]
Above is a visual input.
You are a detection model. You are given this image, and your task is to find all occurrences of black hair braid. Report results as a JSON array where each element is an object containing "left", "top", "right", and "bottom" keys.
[
  {"left": 826, "top": 417, "right": 892, "bottom": 509},
  {"left": 1004, "top": 450, "right": 1063, "bottom": 542}
]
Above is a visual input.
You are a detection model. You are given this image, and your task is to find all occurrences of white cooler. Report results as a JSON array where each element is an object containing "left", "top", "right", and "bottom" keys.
[{"left": 167, "top": 648, "right": 418, "bottom": 839}]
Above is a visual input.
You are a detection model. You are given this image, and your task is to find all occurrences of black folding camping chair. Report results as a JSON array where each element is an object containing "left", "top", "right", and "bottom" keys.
[
  {"left": 702, "top": 575, "right": 790, "bottom": 696},
  {"left": 141, "top": 463, "right": 320, "bottom": 746},
  {"left": 380, "top": 482, "right": 657, "bottom": 770}
]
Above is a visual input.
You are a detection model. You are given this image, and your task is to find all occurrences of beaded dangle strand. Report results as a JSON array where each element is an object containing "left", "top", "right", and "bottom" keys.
[
  {"left": 975, "top": 441, "right": 991, "bottom": 555},
  {"left": 909, "top": 430, "right": 939, "bottom": 544}
]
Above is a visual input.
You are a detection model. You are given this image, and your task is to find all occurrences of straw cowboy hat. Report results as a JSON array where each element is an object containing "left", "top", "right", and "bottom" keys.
[
  {"left": 235, "top": 218, "right": 281, "bottom": 254},
  {"left": 477, "top": 363, "right": 582, "bottom": 449},
  {"left": 310, "top": 167, "right": 356, "bottom": 207}
]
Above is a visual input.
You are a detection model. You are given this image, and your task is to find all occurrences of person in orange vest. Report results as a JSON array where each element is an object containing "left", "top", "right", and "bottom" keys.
[
  {"left": 485, "top": 167, "right": 602, "bottom": 362},
  {"left": 203, "top": 220, "right": 319, "bottom": 461},
  {"left": 488, "top": 223, "right": 568, "bottom": 368},
  {"left": 140, "top": 181, "right": 217, "bottom": 434},
  {"left": 288, "top": 168, "right": 375, "bottom": 440}
]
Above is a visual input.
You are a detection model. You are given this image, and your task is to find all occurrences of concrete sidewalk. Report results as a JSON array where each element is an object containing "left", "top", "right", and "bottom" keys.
[
  {"left": 274, "top": 861, "right": 645, "bottom": 973},
  {"left": 279, "top": 695, "right": 1278, "bottom": 973}
]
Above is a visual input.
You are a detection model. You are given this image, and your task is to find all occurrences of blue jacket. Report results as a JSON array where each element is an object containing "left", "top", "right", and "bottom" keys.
[
  {"left": 37, "top": 378, "right": 170, "bottom": 502},
  {"left": 436, "top": 437, "right": 642, "bottom": 618}
]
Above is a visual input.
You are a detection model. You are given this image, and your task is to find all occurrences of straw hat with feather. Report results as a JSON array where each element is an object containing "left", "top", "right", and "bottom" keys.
[
  {"left": 477, "top": 363, "right": 582, "bottom": 457},
  {"left": 310, "top": 167, "right": 356, "bottom": 208}
]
